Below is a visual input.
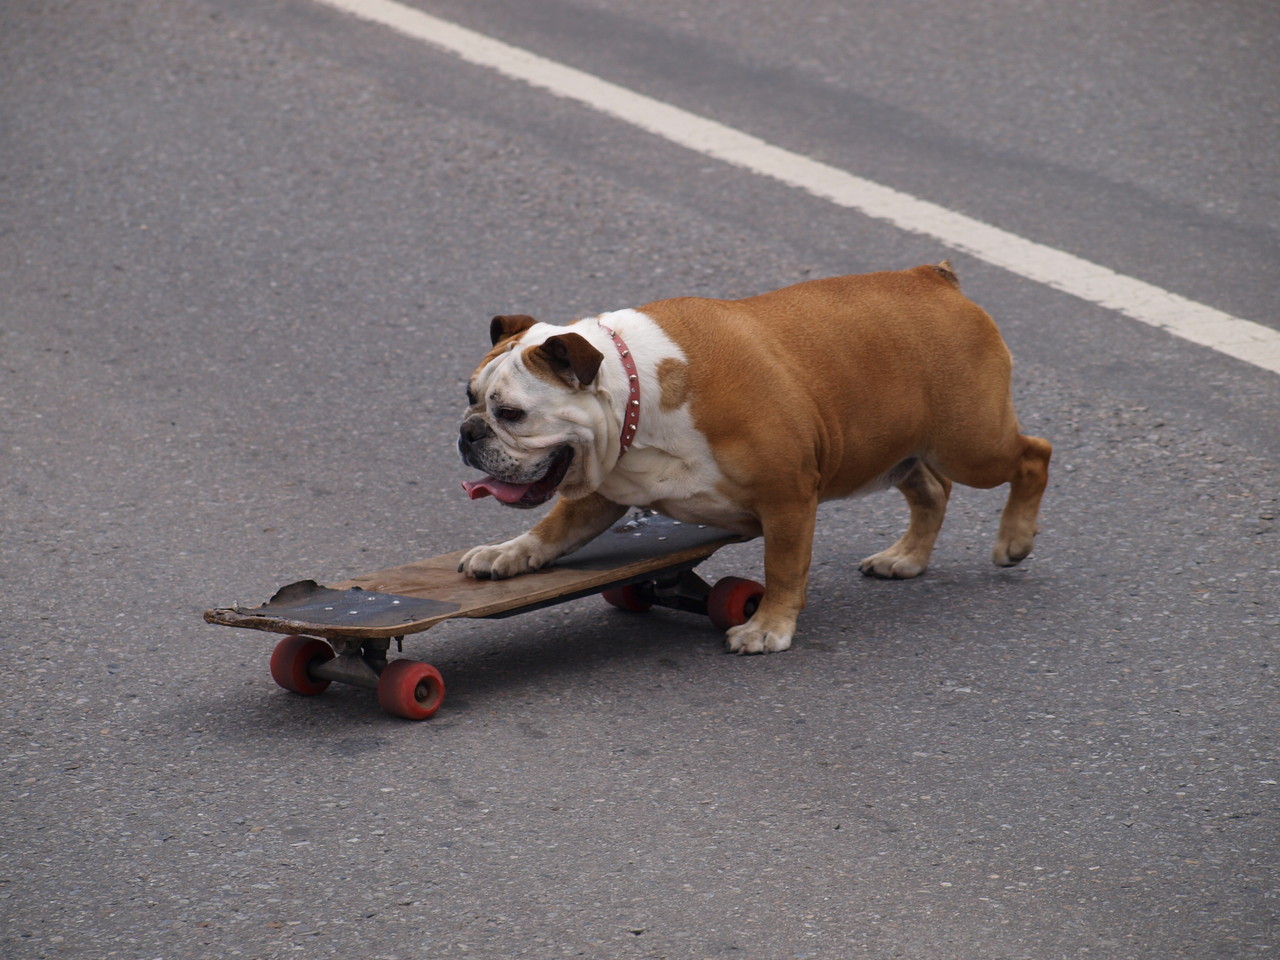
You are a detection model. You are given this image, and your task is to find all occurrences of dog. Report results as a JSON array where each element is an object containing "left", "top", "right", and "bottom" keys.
[{"left": 457, "top": 262, "right": 1051, "bottom": 654}]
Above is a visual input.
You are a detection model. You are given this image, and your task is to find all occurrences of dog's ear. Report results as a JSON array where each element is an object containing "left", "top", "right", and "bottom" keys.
[
  {"left": 527, "top": 333, "right": 604, "bottom": 388},
  {"left": 490, "top": 314, "right": 539, "bottom": 346}
]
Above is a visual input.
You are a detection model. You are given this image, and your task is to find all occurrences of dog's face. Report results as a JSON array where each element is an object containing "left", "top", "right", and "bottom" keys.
[{"left": 459, "top": 315, "right": 611, "bottom": 507}]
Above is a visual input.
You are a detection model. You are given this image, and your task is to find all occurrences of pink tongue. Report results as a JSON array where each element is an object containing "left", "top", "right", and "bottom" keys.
[{"left": 462, "top": 477, "right": 535, "bottom": 504}]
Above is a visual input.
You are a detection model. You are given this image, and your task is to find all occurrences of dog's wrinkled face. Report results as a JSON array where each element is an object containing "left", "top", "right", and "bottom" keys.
[{"left": 459, "top": 315, "right": 610, "bottom": 508}]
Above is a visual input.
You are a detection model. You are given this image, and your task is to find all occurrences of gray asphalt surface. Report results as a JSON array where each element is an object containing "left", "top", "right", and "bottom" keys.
[{"left": 2, "top": 1, "right": 1277, "bottom": 958}]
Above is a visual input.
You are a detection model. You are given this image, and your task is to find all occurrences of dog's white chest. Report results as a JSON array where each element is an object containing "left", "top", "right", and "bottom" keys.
[{"left": 596, "top": 436, "right": 757, "bottom": 532}]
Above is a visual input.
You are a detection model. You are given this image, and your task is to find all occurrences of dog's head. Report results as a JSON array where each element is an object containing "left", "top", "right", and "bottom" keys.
[{"left": 459, "top": 315, "right": 613, "bottom": 508}]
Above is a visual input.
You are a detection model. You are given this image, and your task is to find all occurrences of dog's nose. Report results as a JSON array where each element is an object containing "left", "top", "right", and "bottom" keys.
[{"left": 459, "top": 416, "right": 492, "bottom": 448}]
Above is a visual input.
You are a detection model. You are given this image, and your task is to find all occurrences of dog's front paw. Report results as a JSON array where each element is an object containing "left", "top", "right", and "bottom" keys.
[
  {"left": 458, "top": 535, "right": 551, "bottom": 580},
  {"left": 725, "top": 614, "right": 795, "bottom": 655}
]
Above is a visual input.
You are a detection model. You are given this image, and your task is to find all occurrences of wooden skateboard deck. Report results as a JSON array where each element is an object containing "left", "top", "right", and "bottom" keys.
[{"left": 204, "top": 513, "right": 760, "bottom": 720}]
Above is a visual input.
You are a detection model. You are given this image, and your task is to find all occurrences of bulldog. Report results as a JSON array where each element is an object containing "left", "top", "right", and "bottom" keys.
[{"left": 458, "top": 262, "right": 1051, "bottom": 654}]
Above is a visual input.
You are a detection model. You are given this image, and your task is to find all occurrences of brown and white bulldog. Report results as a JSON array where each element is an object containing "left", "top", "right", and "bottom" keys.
[{"left": 458, "top": 262, "right": 1051, "bottom": 654}]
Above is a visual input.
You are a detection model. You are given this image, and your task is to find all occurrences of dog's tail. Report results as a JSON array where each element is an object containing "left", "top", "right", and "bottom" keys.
[{"left": 931, "top": 259, "right": 961, "bottom": 287}]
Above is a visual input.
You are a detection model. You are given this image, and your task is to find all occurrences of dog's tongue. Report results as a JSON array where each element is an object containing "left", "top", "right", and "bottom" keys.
[{"left": 461, "top": 477, "right": 534, "bottom": 503}]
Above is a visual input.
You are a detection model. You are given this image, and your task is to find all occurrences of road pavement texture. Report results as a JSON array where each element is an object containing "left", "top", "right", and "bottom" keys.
[{"left": 2, "top": 1, "right": 1276, "bottom": 958}]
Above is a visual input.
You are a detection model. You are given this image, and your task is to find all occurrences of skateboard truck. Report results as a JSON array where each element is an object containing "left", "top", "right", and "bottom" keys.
[
  {"left": 602, "top": 568, "right": 763, "bottom": 629},
  {"left": 309, "top": 636, "right": 391, "bottom": 689}
]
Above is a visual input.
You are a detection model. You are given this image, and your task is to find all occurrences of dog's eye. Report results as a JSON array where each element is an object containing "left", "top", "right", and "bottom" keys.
[
  {"left": 496, "top": 406, "right": 525, "bottom": 423},
  {"left": 466, "top": 387, "right": 478, "bottom": 407}
]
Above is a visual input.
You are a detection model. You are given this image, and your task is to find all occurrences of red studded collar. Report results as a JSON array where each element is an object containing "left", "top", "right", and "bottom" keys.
[{"left": 600, "top": 324, "right": 640, "bottom": 457}]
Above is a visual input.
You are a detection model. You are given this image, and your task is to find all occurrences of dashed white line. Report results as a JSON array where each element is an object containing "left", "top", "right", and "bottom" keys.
[{"left": 314, "top": 0, "right": 1280, "bottom": 377}]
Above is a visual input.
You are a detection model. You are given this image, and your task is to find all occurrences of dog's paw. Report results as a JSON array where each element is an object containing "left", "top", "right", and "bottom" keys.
[
  {"left": 993, "top": 524, "right": 1038, "bottom": 567},
  {"left": 858, "top": 547, "right": 927, "bottom": 579},
  {"left": 458, "top": 535, "right": 550, "bottom": 580},
  {"left": 992, "top": 539, "right": 1033, "bottom": 567},
  {"left": 725, "top": 616, "right": 794, "bottom": 655}
]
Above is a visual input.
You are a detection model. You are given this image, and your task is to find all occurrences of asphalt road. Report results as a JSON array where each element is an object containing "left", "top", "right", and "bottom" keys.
[{"left": 2, "top": 1, "right": 1277, "bottom": 958}]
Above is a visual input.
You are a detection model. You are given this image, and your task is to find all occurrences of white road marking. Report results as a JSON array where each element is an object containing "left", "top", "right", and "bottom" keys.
[{"left": 315, "top": 0, "right": 1280, "bottom": 377}]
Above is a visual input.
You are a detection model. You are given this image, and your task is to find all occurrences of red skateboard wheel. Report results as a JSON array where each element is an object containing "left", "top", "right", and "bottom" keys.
[
  {"left": 707, "top": 577, "right": 765, "bottom": 631},
  {"left": 602, "top": 584, "right": 653, "bottom": 613},
  {"left": 376, "top": 659, "right": 446, "bottom": 720},
  {"left": 269, "top": 635, "right": 334, "bottom": 696}
]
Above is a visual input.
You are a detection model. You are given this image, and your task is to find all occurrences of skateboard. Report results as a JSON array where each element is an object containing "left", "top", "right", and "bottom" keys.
[{"left": 204, "top": 513, "right": 762, "bottom": 720}]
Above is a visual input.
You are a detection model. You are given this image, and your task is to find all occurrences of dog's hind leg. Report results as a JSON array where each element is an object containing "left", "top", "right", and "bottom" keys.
[
  {"left": 935, "top": 430, "right": 1052, "bottom": 568},
  {"left": 991, "top": 435, "right": 1052, "bottom": 567},
  {"left": 859, "top": 459, "right": 952, "bottom": 579}
]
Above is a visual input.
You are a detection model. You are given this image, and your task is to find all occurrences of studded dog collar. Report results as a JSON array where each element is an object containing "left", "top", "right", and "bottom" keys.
[{"left": 600, "top": 323, "right": 640, "bottom": 457}]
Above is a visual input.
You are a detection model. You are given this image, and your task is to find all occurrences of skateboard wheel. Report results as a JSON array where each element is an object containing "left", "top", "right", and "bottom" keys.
[
  {"left": 602, "top": 584, "right": 653, "bottom": 613},
  {"left": 377, "top": 659, "right": 446, "bottom": 721},
  {"left": 707, "top": 577, "right": 765, "bottom": 631},
  {"left": 270, "top": 635, "right": 334, "bottom": 696}
]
